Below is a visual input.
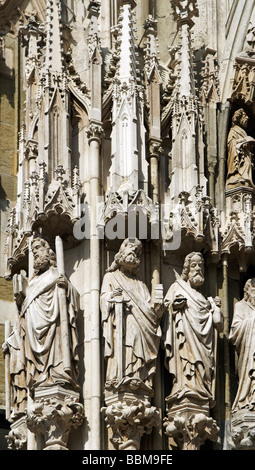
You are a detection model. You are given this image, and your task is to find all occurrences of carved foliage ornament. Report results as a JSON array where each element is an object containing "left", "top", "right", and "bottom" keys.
[
  {"left": 27, "top": 394, "right": 84, "bottom": 450},
  {"left": 102, "top": 398, "right": 159, "bottom": 450},
  {"left": 164, "top": 411, "right": 219, "bottom": 450}
]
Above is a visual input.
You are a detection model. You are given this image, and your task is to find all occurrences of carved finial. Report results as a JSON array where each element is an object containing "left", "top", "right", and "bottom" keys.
[
  {"left": 30, "top": 171, "right": 39, "bottom": 187},
  {"left": 144, "top": 16, "right": 161, "bottom": 80},
  {"left": 87, "top": 0, "right": 101, "bottom": 17},
  {"left": 24, "top": 180, "right": 31, "bottom": 202},
  {"left": 72, "top": 166, "right": 82, "bottom": 194},
  {"left": 54, "top": 164, "right": 66, "bottom": 184},
  {"left": 201, "top": 48, "right": 220, "bottom": 105},
  {"left": 120, "top": 0, "right": 137, "bottom": 10},
  {"left": 20, "top": 14, "right": 45, "bottom": 62},
  {"left": 171, "top": 0, "right": 198, "bottom": 26},
  {"left": 39, "top": 161, "right": 47, "bottom": 181},
  {"left": 88, "top": 0, "right": 101, "bottom": 59},
  {"left": 169, "top": 0, "right": 198, "bottom": 98}
]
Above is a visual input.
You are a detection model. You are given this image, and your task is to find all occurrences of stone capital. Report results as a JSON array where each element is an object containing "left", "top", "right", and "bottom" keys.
[
  {"left": 26, "top": 386, "right": 84, "bottom": 450},
  {"left": 86, "top": 121, "right": 104, "bottom": 144},
  {"left": 149, "top": 139, "right": 163, "bottom": 158},
  {"left": 102, "top": 391, "right": 159, "bottom": 450},
  {"left": 6, "top": 416, "right": 27, "bottom": 451},
  {"left": 231, "top": 411, "right": 255, "bottom": 450},
  {"left": 164, "top": 399, "right": 219, "bottom": 450}
]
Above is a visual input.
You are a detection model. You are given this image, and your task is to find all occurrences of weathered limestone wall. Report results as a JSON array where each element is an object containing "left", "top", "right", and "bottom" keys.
[{"left": 0, "top": 32, "right": 19, "bottom": 410}]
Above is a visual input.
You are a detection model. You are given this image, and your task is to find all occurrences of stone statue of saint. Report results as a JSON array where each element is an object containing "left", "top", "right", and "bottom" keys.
[
  {"left": 229, "top": 277, "right": 255, "bottom": 412},
  {"left": 2, "top": 273, "right": 28, "bottom": 420},
  {"left": 163, "top": 252, "right": 223, "bottom": 408},
  {"left": 226, "top": 108, "right": 255, "bottom": 189},
  {"left": 240, "top": 21, "right": 255, "bottom": 58},
  {"left": 19, "top": 237, "right": 80, "bottom": 392},
  {"left": 2, "top": 317, "right": 27, "bottom": 420},
  {"left": 100, "top": 238, "right": 163, "bottom": 392}
]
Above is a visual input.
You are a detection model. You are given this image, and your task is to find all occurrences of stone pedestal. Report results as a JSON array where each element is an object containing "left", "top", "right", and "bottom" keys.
[
  {"left": 102, "top": 382, "right": 160, "bottom": 450},
  {"left": 231, "top": 411, "right": 255, "bottom": 450},
  {"left": 163, "top": 398, "right": 219, "bottom": 450},
  {"left": 26, "top": 386, "right": 84, "bottom": 450}
]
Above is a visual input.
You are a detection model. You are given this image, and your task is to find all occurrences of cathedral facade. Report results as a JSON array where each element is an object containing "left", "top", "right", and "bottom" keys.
[{"left": 1, "top": 0, "right": 255, "bottom": 451}]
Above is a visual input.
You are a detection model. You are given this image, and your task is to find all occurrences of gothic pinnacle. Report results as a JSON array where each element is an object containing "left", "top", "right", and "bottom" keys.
[
  {"left": 170, "top": 0, "right": 198, "bottom": 98},
  {"left": 45, "top": 0, "right": 64, "bottom": 73}
]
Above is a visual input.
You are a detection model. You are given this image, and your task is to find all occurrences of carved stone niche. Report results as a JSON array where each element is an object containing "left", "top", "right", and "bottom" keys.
[
  {"left": 102, "top": 382, "right": 160, "bottom": 451},
  {"left": 225, "top": 186, "right": 255, "bottom": 216},
  {"left": 163, "top": 398, "right": 219, "bottom": 451},
  {"left": 222, "top": 187, "right": 255, "bottom": 257},
  {"left": 6, "top": 416, "right": 27, "bottom": 451},
  {"left": 26, "top": 386, "right": 84, "bottom": 450},
  {"left": 231, "top": 412, "right": 255, "bottom": 450}
]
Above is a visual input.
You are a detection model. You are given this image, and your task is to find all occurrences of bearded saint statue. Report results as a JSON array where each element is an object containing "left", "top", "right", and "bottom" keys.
[
  {"left": 230, "top": 278, "right": 255, "bottom": 412},
  {"left": 163, "top": 252, "right": 224, "bottom": 408},
  {"left": 19, "top": 237, "right": 80, "bottom": 393},
  {"left": 100, "top": 238, "right": 163, "bottom": 392}
]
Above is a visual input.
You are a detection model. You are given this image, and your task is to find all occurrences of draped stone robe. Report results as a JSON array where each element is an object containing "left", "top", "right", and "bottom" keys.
[
  {"left": 226, "top": 124, "right": 255, "bottom": 188},
  {"left": 21, "top": 266, "right": 80, "bottom": 391},
  {"left": 163, "top": 275, "right": 219, "bottom": 407},
  {"left": 229, "top": 299, "right": 255, "bottom": 412},
  {"left": 4, "top": 320, "right": 27, "bottom": 416},
  {"left": 100, "top": 269, "right": 161, "bottom": 389}
]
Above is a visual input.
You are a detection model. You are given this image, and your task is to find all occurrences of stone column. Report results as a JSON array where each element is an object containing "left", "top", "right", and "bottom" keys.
[
  {"left": 149, "top": 140, "right": 161, "bottom": 205},
  {"left": 87, "top": 122, "right": 104, "bottom": 449},
  {"left": 87, "top": 2, "right": 103, "bottom": 449},
  {"left": 222, "top": 253, "right": 231, "bottom": 449}
]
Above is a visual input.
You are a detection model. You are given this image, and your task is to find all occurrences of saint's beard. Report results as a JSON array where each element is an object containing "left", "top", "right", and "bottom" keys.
[
  {"left": 33, "top": 254, "right": 50, "bottom": 271},
  {"left": 188, "top": 272, "right": 204, "bottom": 288},
  {"left": 247, "top": 295, "right": 255, "bottom": 308},
  {"left": 119, "top": 252, "right": 140, "bottom": 272}
]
